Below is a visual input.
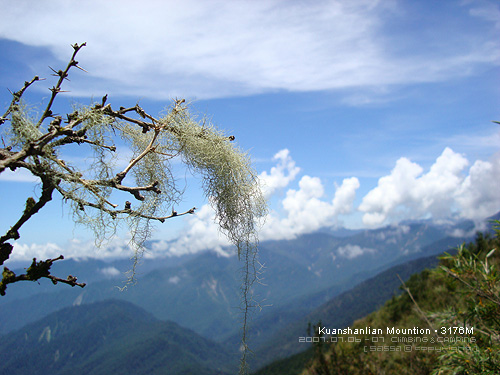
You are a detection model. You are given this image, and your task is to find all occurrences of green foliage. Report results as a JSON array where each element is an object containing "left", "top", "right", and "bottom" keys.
[
  {"left": 302, "top": 223, "right": 500, "bottom": 375},
  {"left": 249, "top": 251, "right": 442, "bottom": 370},
  {"left": 430, "top": 224, "right": 500, "bottom": 374},
  {"left": 251, "top": 350, "right": 313, "bottom": 375}
]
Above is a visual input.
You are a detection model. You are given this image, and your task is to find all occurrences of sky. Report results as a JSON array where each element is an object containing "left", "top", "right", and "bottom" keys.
[{"left": 0, "top": 0, "right": 499, "bottom": 261}]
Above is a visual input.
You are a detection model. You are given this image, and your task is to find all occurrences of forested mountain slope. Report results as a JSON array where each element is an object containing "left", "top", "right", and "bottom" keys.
[
  {"left": 0, "top": 299, "right": 236, "bottom": 375},
  {"left": 253, "top": 228, "right": 500, "bottom": 375}
]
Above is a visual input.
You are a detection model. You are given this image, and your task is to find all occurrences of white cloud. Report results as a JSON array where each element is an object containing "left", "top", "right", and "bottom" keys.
[
  {"left": 0, "top": 169, "right": 40, "bottom": 183},
  {"left": 0, "top": 0, "right": 497, "bottom": 100},
  {"left": 7, "top": 147, "right": 500, "bottom": 259},
  {"left": 359, "top": 156, "right": 425, "bottom": 226},
  {"left": 279, "top": 175, "right": 338, "bottom": 236},
  {"left": 10, "top": 242, "right": 64, "bottom": 262},
  {"left": 469, "top": 2, "right": 500, "bottom": 29},
  {"left": 168, "top": 204, "right": 231, "bottom": 256},
  {"left": 260, "top": 171, "right": 360, "bottom": 241},
  {"left": 160, "top": 149, "right": 360, "bottom": 254},
  {"left": 435, "top": 129, "right": 500, "bottom": 158},
  {"left": 259, "top": 149, "right": 301, "bottom": 198},
  {"left": 332, "top": 177, "right": 360, "bottom": 216},
  {"left": 99, "top": 266, "right": 121, "bottom": 278},
  {"left": 337, "top": 244, "right": 376, "bottom": 259},
  {"left": 374, "top": 224, "right": 410, "bottom": 243},
  {"left": 10, "top": 237, "right": 135, "bottom": 261},
  {"left": 168, "top": 275, "right": 181, "bottom": 285},
  {"left": 359, "top": 148, "right": 500, "bottom": 227},
  {"left": 456, "top": 153, "right": 500, "bottom": 221}
]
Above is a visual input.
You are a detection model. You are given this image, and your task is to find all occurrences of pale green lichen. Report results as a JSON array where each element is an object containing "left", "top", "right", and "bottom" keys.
[{"left": 2, "top": 96, "right": 267, "bottom": 374}]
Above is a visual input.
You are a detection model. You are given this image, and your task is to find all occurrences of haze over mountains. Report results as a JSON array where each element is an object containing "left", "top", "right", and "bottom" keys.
[
  {"left": 1, "top": 214, "right": 497, "bottom": 373},
  {"left": 0, "top": 300, "right": 236, "bottom": 375}
]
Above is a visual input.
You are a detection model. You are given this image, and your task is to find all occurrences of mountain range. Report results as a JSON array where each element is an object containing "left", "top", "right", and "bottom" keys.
[
  {"left": 1, "top": 214, "right": 497, "bottom": 373},
  {"left": 0, "top": 299, "right": 235, "bottom": 375}
]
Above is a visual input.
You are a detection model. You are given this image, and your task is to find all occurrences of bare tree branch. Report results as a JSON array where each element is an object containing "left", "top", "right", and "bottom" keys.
[
  {"left": 0, "top": 43, "right": 266, "bottom": 374},
  {"left": 0, "top": 256, "right": 85, "bottom": 296},
  {"left": 37, "top": 42, "right": 87, "bottom": 127}
]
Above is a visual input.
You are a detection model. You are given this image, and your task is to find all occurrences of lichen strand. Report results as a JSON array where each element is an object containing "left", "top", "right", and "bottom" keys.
[
  {"left": 164, "top": 106, "right": 267, "bottom": 258},
  {"left": 159, "top": 105, "right": 267, "bottom": 374},
  {"left": 115, "top": 121, "right": 180, "bottom": 258},
  {"left": 8, "top": 102, "right": 43, "bottom": 149}
]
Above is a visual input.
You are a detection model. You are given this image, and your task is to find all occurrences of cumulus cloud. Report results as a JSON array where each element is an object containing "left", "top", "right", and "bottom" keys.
[
  {"left": 0, "top": 0, "right": 497, "bottom": 100},
  {"left": 2, "top": 151, "right": 301, "bottom": 260},
  {"left": 10, "top": 147, "right": 306, "bottom": 259},
  {"left": 10, "top": 242, "right": 64, "bottom": 262},
  {"left": 8, "top": 147, "right": 500, "bottom": 259},
  {"left": 260, "top": 170, "right": 360, "bottom": 241},
  {"left": 359, "top": 148, "right": 500, "bottom": 227},
  {"left": 163, "top": 149, "right": 359, "bottom": 254},
  {"left": 456, "top": 154, "right": 500, "bottom": 221},
  {"left": 167, "top": 204, "right": 231, "bottom": 256},
  {"left": 259, "top": 149, "right": 301, "bottom": 198},
  {"left": 273, "top": 175, "right": 339, "bottom": 238},
  {"left": 332, "top": 177, "right": 361, "bottom": 216}
]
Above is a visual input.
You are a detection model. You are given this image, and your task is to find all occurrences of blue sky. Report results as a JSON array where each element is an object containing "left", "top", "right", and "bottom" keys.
[{"left": 0, "top": 0, "right": 499, "bottom": 261}]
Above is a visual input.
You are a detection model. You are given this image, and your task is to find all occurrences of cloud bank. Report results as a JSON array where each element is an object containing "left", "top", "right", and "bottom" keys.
[
  {"left": 359, "top": 148, "right": 500, "bottom": 226},
  {"left": 11, "top": 237, "right": 134, "bottom": 262},
  {"left": 168, "top": 148, "right": 500, "bottom": 254},
  {"left": 8, "top": 147, "right": 500, "bottom": 260}
]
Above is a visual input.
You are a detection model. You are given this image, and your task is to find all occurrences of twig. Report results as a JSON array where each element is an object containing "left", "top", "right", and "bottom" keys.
[
  {"left": 396, "top": 273, "right": 442, "bottom": 343},
  {"left": 0, "top": 255, "right": 86, "bottom": 296},
  {"left": 0, "top": 76, "right": 42, "bottom": 126},
  {"left": 0, "top": 173, "right": 57, "bottom": 250},
  {"left": 37, "top": 42, "right": 87, "bottom": 127}
]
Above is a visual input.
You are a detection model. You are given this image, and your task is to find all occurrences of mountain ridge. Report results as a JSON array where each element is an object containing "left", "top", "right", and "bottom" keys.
[
  {"left": 0, "top": 299, "right": 236, "bottom": 375},
  {"left": 1, "top": 215, "right": 495, "bottom": 360}
]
